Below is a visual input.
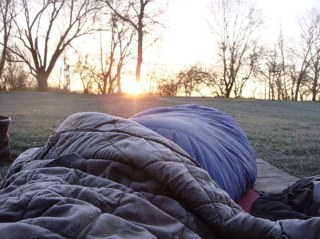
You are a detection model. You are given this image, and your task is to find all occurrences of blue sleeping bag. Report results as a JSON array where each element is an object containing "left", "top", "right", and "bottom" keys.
[{"left": 131, "top": 104, "right": 257, "bottom": 200}]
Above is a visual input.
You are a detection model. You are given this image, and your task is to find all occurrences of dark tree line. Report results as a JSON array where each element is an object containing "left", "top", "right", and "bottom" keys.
[
  {"left": 256, "top": 9, "right": 320, "bottom": 101},
  {"left": 0, "top": 0, "right": 319, "bottom": 100},
  {"left": 0, "top": 0, "right": 162, "bottom": 92},
  {"left": 151, "top": 0, "right": 320, "bottom": 101},
  {"left": 0, "top": 0, "right": 15, "bottom": 89}
]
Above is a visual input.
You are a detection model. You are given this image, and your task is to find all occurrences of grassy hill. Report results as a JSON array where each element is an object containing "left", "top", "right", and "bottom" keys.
[{"left": 1, "top": 91, "right": 319, "bottom": 179}]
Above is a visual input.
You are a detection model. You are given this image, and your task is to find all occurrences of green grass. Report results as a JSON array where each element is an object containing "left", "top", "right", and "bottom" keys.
[{"left": 0, "top": 91, "right": 319, "bottom": 179}]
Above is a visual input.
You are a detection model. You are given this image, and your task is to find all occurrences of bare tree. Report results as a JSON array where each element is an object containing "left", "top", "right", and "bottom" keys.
[
  {"left": 310, "top": 48, "right": 320, "bottom": 101},
  {"left": 290, "top": 8, "right": 320, "bottom": 101},
  {"left": 77, "top": 14, "right": 134, "bottom": 94},
  {"left": 156, "top": 77, "right": 179, "bottom": 96},
  {"left": 103, "top": 0, "right": 164, "bottom": 82},
  {"left": 258, "top": 32, "right": 293, "bottom": 101},
  {"left": 104, "top": 14, "right": 134, "bottom": 94},
  {"left": 75, "top": 14, "right": 134, "bottom": 95},
  {"left": 233, "top": 48, "right": 262, "bottom": 98},
  {"left": 74, "top": 55, "right": 95, "bottom": 94},
  {"left": 308, "top": 10, "right": 320, "bottom": 101},
  {"left": 0, "top": 0, "right": 15, "bottom": 79},
  {"left": 277, "top": 29, "right": 290, "bottom": 100},
  {"left": 9, "top": 0, "right": 100, "bottom": 91},
  {"left": 259, "top": 50, "right": 282, "bottom": 100},
  {"left": 2, "top": 59, "right": 29, "bottom": 90},
  {"left": 209, "top": 0, "right": 263, "bottom": 98},
  {"left": 176, "top": 65, "right": 217, "bottom": 97}
]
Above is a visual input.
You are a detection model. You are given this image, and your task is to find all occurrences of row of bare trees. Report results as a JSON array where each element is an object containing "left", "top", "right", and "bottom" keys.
[
  {"left": 0, "top": 0, "right": 160, "bottom": 93},
  {"left": 256, "top": 8, "right": 320, "bottom": 101},
  {"left": 207, "top": 0, "right": 320, "bottom": 101},
  {"left": 151, "top": 0, "right": 320, "bottom": 101},
  {"left": 1, "top": 0, "right": 319, "bottom": 100},
  {"left": 74, "top": 13, "right": 135, "bottom": 94},
  {"left": 0, "top": 0, "right": 14, "bottom": 88}
]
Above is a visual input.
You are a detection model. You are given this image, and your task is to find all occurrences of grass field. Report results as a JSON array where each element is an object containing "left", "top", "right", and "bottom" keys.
[{"left": 0, "top": 91, "right": 319, "bottom": 179}]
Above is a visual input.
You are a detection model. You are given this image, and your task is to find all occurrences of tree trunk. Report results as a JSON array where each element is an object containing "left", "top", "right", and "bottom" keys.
[
  {"left": 311, "top": 77, "right": 318, "bottom": 101},
  {"left": 116, "top": 62, "right": 122, "bottom": 94},
  {"left": 311, "top": 62, "right": 319, "bottom": 102},
  {"left": 117, "top": 79, "right": 122, "bottom": 94},
  {"left": 294, "top": 73, "right": 304, "bottom": 101},
  {"left": 0, "top": 48, "right": 7, "bottom": 79},
  {"left": 225, "top": 77, "right": 234, "bottom": 98},
  {"left": 36, "top": 71, "right": 49, "bottom": 91},
  {"left": 135, "top": 28, "right": 143, "bottom": 82},
  {"left": 225, "top": 86, "right": 231, "bottom": 98}
]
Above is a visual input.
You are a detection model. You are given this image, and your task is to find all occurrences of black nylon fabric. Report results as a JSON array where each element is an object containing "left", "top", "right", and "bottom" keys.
[{"left": 251, "top": 176, "right": 320, "bottom": 221}]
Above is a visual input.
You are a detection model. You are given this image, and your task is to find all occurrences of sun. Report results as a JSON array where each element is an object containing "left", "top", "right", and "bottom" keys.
[{"left": 122, "top": 79, "right": 146, "bottom": 95}]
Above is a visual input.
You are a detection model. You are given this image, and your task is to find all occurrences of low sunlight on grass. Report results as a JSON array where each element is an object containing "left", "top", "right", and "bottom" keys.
[
  {"left": 0, "top": 92, "right": 319, "bottom": 179},
  {"left": 122, "top": 79, "right": 148, "bottom": 95}
]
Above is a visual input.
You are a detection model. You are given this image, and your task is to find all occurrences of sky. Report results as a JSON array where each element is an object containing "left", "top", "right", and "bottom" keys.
[
  {"left": 146, "top": 0, "right": 320, "bottom": 72},
  {"left": 66, "top": 0, "right": 320, "bottom": 93},
  {"left": 145, "top": 0, "right": 213, "bottom": 72}
]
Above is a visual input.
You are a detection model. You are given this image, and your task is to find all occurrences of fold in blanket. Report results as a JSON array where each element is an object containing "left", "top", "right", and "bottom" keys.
[{"left": 0, "top": 112, "right": 319, "bottom": 238}]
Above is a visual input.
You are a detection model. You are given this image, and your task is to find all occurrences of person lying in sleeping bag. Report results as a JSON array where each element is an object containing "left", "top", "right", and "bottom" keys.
[{"left": 131, "top": 104, "right": 257, "bottom": 201}]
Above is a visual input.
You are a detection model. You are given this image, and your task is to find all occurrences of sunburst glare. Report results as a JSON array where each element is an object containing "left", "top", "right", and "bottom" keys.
[{"left": 122, "top": 78, "right": 146, "bottom": 95}]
